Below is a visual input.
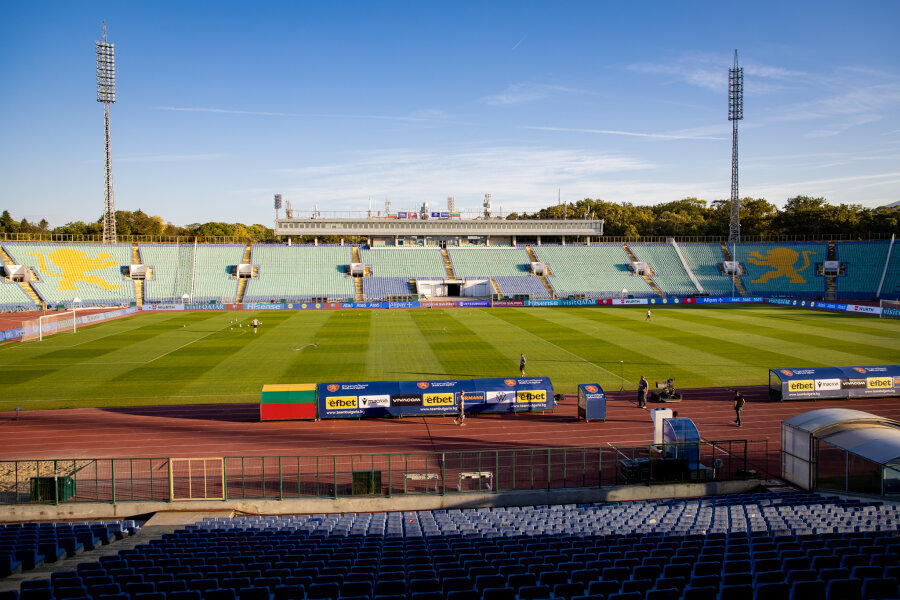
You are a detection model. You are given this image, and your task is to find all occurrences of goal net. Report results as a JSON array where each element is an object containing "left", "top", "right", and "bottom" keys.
[
  {"left": 880, "top": 299, "right": 900, "bottom": 320},
  {"left": 21, "top": 311, "right": 77, "bottom": 342}
]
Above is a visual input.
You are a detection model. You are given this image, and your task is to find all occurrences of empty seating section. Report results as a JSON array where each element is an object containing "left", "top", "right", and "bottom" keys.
[
  {"left": 493, "top": 276, "right": 551, "bottom": 299},
  {"left": 629, "top": 244, "right": 698, "bottom": 295},
  {"left": 882, "top": 243, "right": 900, "bottom": 300},
  {"left": 3, "top": 243, "right": 134, "bottom": 307},
  {"left": 447, "top": 248, "right": 530, "bottom": 277},
  {"left": 242, "top": 245, "right": 302, "bottom": 303},
  {"left": 298, "top": 247, "right": 354, "bottom": 301},
  {"left": 735, "top": 242, "right": 827, "bottom": 297},
  {"left": 677, "top": 244, "right": 735, "bottom": 295},
  {"left": 1, "top": 520, "right": 137, "bottom": 577},
  {"left": 15, "top": 493, "right": 899, "bottom": 600},
  {"left": 190, "top": 245, "right": 244, "bottom": 303},
  {"left": 534, "top": 245, "right": 654, "bottom": 298},
  {"left": 362, "top": 277, "right": 412, "bottom": 300},
  {"left": 835, "top": 241, "right": 891, "bottom": 299},
  {"left": 359, "top": 249, "right": 446, "bottom": 278},
  {"left": 140, "top": 244, "right": 194, "bottom": 304},
  {"left": 0, "top": 280, "right": 38, "bottom": 311}
]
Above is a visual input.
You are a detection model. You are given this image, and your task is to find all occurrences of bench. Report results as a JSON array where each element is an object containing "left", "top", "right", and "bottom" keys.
[
  {"left": 404, "top": 472, "right": 440, "bottom": 493},
  {"left": 457, "top": 471, "right": 493, "bottom": 491}
]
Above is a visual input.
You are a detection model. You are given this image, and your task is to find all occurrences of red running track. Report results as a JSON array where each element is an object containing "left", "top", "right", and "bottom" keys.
[{"left": 3, "top": 386, "right": 900, "bottom": 479}]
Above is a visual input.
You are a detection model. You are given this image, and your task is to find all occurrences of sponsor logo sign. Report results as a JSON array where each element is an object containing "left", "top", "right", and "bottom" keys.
[
  {"left": 788, "top": 380, "right": 815, "bottom": 392},
  {"left": 504, "top": 379, "right": 517, "bottom": 387},
  {"left": 867, "top": 377, "right": 893, "bottom": 390},
  {"left": 326, "top": 396, "right": 358, "bottom": 410},
  {"left": 492, "top": 300, "right": 525, "bottom": 307},
  {"left": 243, "top": 303, "right": 286, "bottom": 310},
  {"left": 486, "top": 390, "right": 515, "bottom": 403},
  {"left": 327, "top": 384, "right": 340, "bottom": 392},
  {"left": 841, "top": 379, "right": 866, "bottom": 389},
  {"left": 144, "top": 303, "right": 184, "bottom": 311},
  {"left": 460, "top": 391, "right": 485, "bottom": 403},
  {"left": 389, "top": 302, "right": 420, "bottom": 309},
  {"left": 458, "top": 300, "right": 490, "bottom": 307},
  {"left": 814, "top": 379, "right": 841, "bottom": 391},
  {"left": 359, "top": 395, "right": 390, "bottom": 408},
  {"left": 417, "top": 382, "right": 430, "bottom": 389},
  {"left": 585, "top": 385, "right": 599, "bottom": 393},
  {"left": 390, "top": 394, "right": 422, "bottom": 407},
  {"left": 517, "top": 390, "right": 547, "bottom": 403},
  {"left": 423, "top": 393, "right": 454, "bottom": 406},
  {"left": 850, "top": 305, "right": 880, "bottom": 314},
  {"left": 780, "top": 369, "right": 794, "bottom": 377}
]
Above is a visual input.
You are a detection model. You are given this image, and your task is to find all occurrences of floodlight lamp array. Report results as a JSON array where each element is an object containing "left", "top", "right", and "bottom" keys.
[{"left": 96, "top": 42, "right": 116, "bottom": 103}]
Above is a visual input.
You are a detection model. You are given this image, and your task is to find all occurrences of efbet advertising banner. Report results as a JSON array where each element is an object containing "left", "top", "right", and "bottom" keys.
[
  {"left": 771, "top": 365, "right": 899, "bottom": 401},
  {"left": 317, "top": 376, "right": 554, "bottom": 419}
]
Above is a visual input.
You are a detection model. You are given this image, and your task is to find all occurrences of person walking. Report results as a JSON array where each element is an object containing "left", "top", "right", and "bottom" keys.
[
  {"left": 646, "top": 308, "right": 652, "bottom": 321},
  {"left": 251, "top": 318, "right": 260, "bottom": 334},
  {"left": 637, "top": 375, "right": 648, "bottom": 408},
  {"left": 733, "top": 390, "right": 746, "bottom": 427},
  {"left": 519, "top": 353, "right": 527, "bottom": 376},
  {"left": 454, "top": 392, "right": 466, "bottom": 426}
]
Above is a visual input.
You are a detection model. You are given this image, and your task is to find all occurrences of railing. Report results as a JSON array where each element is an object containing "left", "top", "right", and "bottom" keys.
[{"left": 0, "top": 440, "right": 768, "bottom": 505}]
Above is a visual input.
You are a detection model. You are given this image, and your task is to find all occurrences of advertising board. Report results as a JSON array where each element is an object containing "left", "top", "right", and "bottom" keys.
[
  {"left": 317, "top": 376, "right": 554, "bottom": 419},
  {"left": 770, "top": 365, "right": 899, "bottom": 401}
]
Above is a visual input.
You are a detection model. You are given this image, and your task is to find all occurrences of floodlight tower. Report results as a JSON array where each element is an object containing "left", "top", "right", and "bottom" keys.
[
  {"left": 728, "top": 49, "right": 744, "bottom": 244},
  {"left": 96, "top": 22, "right": 117, "bottom": 243}
]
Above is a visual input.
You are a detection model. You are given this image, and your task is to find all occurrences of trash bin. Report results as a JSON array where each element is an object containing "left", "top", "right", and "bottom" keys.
[
  {"left": 352, "top": 470, "right": 381, "bottom": 495},
  {"left": 30, "top": 476, "right": 76, "bottom": 502}
]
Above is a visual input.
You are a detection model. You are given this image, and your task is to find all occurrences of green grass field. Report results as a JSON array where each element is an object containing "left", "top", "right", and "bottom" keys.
[{"left": 1, "top": 306, "right": 898, "bottom": 411}]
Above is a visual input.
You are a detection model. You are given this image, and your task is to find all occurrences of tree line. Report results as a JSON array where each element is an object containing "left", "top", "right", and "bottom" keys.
[{"left": 1, "top": 195, "right": 897, "bottom": 242}]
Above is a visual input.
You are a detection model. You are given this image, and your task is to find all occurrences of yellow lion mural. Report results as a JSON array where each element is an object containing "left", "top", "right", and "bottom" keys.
[
  {"left": 27, "top": 248, "right": 123, "bottom": 291},
  {"left": 747, "top": 247, "right": 815, "bottom": 284}
]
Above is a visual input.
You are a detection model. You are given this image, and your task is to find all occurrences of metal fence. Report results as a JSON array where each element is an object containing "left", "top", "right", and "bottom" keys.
[{"left": 0, "top": 440, "right": 768, "bottom": 505}]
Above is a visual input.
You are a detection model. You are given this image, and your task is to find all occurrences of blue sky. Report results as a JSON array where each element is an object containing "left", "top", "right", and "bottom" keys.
[{"left": 1, "top": 1, "right": 898, "bottom": 228}]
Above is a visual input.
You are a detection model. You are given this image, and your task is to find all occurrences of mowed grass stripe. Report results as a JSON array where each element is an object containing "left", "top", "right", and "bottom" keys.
[
  {"left": 663, "top": 308, "right": 900, "bottom": 365},
  {"left": 479, "top": 308, "right": 647, "bottom": 389},
  {"left": 362, "top": 309, "right": 444, "bottom": 381},
  {"left": 283, "top": 310, "right": 373, "bottom": 382},
  {"left": 526, "top": 308, "right": 759, "bottom": 388},
  {"left": 410, "top": 309, "right": 512, "bottom": 379},
  {"left": 0, "top": 313, "right": 229, "bottom": 406}
]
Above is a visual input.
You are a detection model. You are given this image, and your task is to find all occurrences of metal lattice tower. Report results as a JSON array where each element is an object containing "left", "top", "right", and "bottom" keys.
[
  {"left": 728, "top": 49, "right": 744, "bottom": 244},
  {"left": 97, "top": 22, "right": 117, "bottom": 243}
]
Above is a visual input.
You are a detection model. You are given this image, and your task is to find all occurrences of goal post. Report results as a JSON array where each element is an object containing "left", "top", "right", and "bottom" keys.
[{"left": 22, "top": 310, "right": 78, "bottom": 342}]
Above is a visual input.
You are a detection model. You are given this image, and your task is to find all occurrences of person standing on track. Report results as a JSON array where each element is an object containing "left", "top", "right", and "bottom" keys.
[
  {"left": 733, "top": 390, "right": 746, "bottom": 427},
  {"left": 520, "top": 353, "right": 527, "bottom": 377},
  {"left": 637, "top": 375, "right": 648, "bottom": 408}
]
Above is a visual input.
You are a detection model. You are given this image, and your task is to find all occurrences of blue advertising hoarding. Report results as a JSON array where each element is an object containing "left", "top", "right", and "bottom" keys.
[
  {"left": 769, "top": 365, "right": 899, "bottom": 401},
  {"left": 317, "top": 376, "right": 554, "bottom": 419}
]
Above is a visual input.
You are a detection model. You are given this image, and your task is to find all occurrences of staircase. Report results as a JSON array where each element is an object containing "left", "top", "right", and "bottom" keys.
[
  {"left": 235, "top": 244, "right": 253, "bottom": 304},
  {"left": 441, "top": 249, "right": 456, "bottom": 278},
  {"left": 720, "top": 243, "right": 748, "bottom": 296},
  {"left": 623, "top": 243, "right": 664, "bottom": 297},
  {"left": 525, "top": 246, "right": 557, "bottom": 299},
  {"left": 352, "top": 246, "right": 361, "bottom": 263},
  {"left": 131, "top": 244, "right": 144, "bottom": 307},
  {"left": 0, "top": 246, "right": 44, "bottom": 308},
  {"left": 354, "top": 277, "right": 364, "bottom": 301},
  {"left": 490, "top": 279, "right": 502, "bottom": 297},
  {"left": 824, "top": 241, "right": 837, "bottom": 300}
]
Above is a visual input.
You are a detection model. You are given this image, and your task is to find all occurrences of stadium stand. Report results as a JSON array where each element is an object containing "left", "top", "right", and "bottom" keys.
[
  {"left": 447, "top": 248, "right": 531, "bottom": 277},
  {"left": 733, "top": 242, "right": 827, "bottom": 298},
  {"left": 533, "top": 245, "right": 655, "bottom": 298},
  {"left": 361, "top": 277, "right": 413, "bottom": 300},
  {"left": 242, "top": 245, "right": 303, "bottom": 303},
  {"left": 189, "top": 245, "right": 244, "bottom": 304},
  {"left": 297, "top": 246, "right": 355, "bottom": 301},
  {"left": 2, "top": 243, "right": 135, "bottom": 308},
  {"left": 492, "top": 276, "right": 552, "bottom": 299},
  {"left": 359, "top": 248, "right": 447, "bottom": 278},
  {"left": 835, "top": 241, "right": 891, "bottom": 300},
  {"left": 139, "top": 244, "right": 195, "bottom": 304},
  {"left": 878, "top": 242, "right": 900, "bottom": 301},
  {"left": 629, "top": 243, "right": 699, "bottom": 296},
  {"left": 677, "top": 243, "right": 736, "bottom": 296},
  {"left": 14, "top": 493, "right": 898, "bottom": 600},
  {"left": 0, "top": 280, "right": 39, "bottom": 312}
]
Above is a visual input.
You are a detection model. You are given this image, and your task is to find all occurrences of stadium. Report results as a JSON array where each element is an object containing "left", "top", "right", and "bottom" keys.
[{"left": 3, "top": 11, "right": 900, "bottom": 600}]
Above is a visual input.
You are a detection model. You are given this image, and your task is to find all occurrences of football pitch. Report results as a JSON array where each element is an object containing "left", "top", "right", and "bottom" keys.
[{"left": 0, "top": 306, "right": 897, "bottom": 411}]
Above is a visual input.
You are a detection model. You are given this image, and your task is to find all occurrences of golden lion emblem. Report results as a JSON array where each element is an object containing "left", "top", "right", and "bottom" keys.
[
  {"left": 747, "top": 247, "right": 815, "bottom": 284},
  {"left": 27, "top": 248, "right": 122, "bottom": 291}
]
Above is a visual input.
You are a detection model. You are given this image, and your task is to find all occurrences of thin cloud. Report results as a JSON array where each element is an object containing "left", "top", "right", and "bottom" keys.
[
  {"left": 155, "top": 106, "right": 294, "bottom": 117},
  {"left": 154, "top": 106, "right": 461, "bottom": 124},
  {"left": 117, "top": 153, "right": 226, "bottom": 163},
  {"left": 482, "top": 83, "right": 584, "bottom": 106},
  {"left": 522, "top": 125, "right": 724, "bottom": 141}
]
